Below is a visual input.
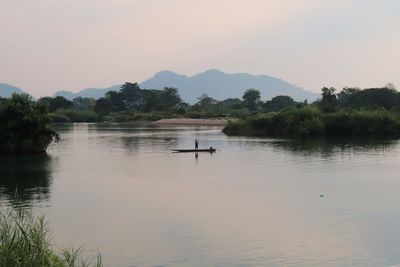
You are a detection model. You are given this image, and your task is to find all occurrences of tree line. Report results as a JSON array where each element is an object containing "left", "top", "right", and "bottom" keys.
[
  {"left": 2, "top": 82, "right": 399, "bottom": 124},
  {"left": 29, "top": 83, "right": 303, "bottom": 122},
  {"left": 224, "top": 84, "right": 400, "bottom": 138}
]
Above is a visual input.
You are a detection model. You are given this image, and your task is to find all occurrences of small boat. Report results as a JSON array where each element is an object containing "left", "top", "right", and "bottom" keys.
[{"left": 173, "top": 148, "right": 216, "bottom": 153}]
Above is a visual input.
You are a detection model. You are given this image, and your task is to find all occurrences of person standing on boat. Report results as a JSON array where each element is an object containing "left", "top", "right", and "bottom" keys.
[{"left": 195, "top": 139, "right": 199, "bottom": 151}]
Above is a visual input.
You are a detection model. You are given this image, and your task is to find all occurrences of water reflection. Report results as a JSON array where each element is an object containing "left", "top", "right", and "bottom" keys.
[
  {"left": 0, "top": 154, "right": 53, "bottom": 206},
  {"left": 269, "top": 139, "right": 398, "bottom": 158},
  {"left": 8, "top": 124, "right": 400, "bottom": 266}
]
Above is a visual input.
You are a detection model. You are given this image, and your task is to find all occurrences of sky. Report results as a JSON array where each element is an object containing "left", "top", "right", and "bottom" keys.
[{"left": 0, "top": 0, "right": 399, "bottom": 97}]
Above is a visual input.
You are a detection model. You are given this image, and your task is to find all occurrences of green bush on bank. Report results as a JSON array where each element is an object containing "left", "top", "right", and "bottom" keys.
[
  {"left": 223, "top": 107, "right": 400, "bottom": 138},
  {"left": 0, "top": 94, "right": 59, "bottom": 153},
  {"left": 50, "top": 110, "right": 99, "bottom": 123},
  {"left": 103, "top": 112, "right": 167, "bottom": 123}
]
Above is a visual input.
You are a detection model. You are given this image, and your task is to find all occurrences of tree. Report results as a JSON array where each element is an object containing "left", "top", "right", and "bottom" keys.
[
  {"left": 264, "top": 95, "right": 296, "bottom": 112},
  {"left": 0, "top": 94, "right": 59, "bottom": 153},
  {"left": 337, "top": 87, "right": 361, "bottom": 108},
  {"left": 196, "top": 94, "right": 218, "bottom": 109},
  {"left": 320, "top": 87, "right": 337, "bottom": 113},
  {"left": 105, "top": 90, "right": 125, "bottom": 111},
  {"left": 159, "top": 87, "right": 182, "bottom": 111},
  {"left": 242, "top": 89, "right": 261, "bottom": 111},
  {"left": 340, "top": 88, "right": 400, "bottom": 109},
  {"left": 142, "top": 90, "right": 162, "bottom": 112},
  {"left": 72, "top": 97, "right": 96, "bottom": 111},
  {"left": 120, "top": 82, "right": 145, "bottom": 111},
  {"left": 94, "top": 97, "right": 112, "bottom": 116},
  {"left": 220, "top": 98, "right": 242, "bottom": 109},
  {"left": 49, "top": 96, "right": 73, "bottom": 112},
  {"left": 37, "top": 96, "right": 73, "bottom": 112}
]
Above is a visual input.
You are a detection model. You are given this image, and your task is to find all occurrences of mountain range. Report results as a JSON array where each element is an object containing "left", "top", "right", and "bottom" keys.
[
  {"left": 1, "top": 69, "right": 319, "bottom": 103},
  {"left": 0, "top": 83, "right": 29, "bottom": 98}
]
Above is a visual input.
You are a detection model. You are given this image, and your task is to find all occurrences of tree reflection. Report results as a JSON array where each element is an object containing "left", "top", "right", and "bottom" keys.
[
  {"left": 269, "top": 139, "right": 398, "bottom": 158},
  {"left": 0, "top": 154, "right": 53, "bottom": 206}
]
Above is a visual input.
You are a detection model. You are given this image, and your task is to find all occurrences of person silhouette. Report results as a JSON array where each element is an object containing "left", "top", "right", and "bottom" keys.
[{"left": 195, "top": 139, "right": 199, "bottom": 151}]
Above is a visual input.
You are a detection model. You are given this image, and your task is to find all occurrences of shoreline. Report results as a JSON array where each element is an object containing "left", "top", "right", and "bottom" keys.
[{"left": 152, "top": 118, "right": 229, "bottom": 126}]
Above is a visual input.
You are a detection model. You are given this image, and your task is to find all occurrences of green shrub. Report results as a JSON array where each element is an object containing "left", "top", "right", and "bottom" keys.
[
  {"left": 49, "top": 113, "right": 71, "bottom": 123},
  {"left": 103, "top": 112, "right": 165, "bottom": 122},
  {"left": 0, "top": 94, "right": 59, "bottom": 153},
  {"left": 51, "top": 110, "right": 98, "bottom": 123},
  {"left": 223, "top": 107, "right": 400, "bottom": 138}
]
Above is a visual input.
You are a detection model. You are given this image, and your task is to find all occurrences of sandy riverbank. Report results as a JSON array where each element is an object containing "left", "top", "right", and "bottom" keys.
[{"left": 152, "top": 118, "right": 229, "bottom": 126}]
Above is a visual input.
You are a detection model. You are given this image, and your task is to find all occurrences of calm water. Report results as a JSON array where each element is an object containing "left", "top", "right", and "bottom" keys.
[{"left": 1, "top": 124, "right": 400, "bottom": 266}]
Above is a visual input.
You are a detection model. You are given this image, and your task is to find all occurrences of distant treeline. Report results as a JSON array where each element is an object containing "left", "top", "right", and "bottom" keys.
[
  {"left": 224, "top": 85, "right": 400, "bottom": 138},
  {"left": 2, "top": 82, "right": 400, "bottom": 124},
  {"left": 29, "top": 83, "right": 306, "bottom": 122}
]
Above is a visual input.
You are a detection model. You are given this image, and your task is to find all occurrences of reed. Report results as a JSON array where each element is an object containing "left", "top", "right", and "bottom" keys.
[{"left": 0, "top": 206, "right": 102, "bottom": 267}]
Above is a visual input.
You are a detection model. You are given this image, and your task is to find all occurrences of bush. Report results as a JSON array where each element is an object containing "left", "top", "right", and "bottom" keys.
[
  {"left": 223, "top": 107, "right": 400, "bottom": 139},
  {"left": 103, "top": 112, "right": 165, "bottom": 122},
  {"left": 0, "top": 94, "right": 59, "bottom": 153},
  {"left": 51, "top": 110, "right": 98, "bottom": 123},
  {"left": 49, "top": 113, "right": 71, "bottom": 123}
]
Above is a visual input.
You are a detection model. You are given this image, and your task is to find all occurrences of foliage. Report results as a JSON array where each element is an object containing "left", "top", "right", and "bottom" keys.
[
  {"left": 38, "top": 96, "right": 73, "bottom": 113},
  {"left": 193, "top": 94, "right": 218, "bottom": 110},
  {"left": 51, "top": 110, "right": 99, "bottom": 123},
  {"left": 103, "top": 112, "right": 166, "bottom": 123},
  {"left": 72, "top": 97, "right": 96, "bottom": 111},
  {"left": 223, "top": 107, "right": 400, "bottom": 138},
  {"left": 158, "top": 87, "right": 182, "bottom": 112},
  {"left": 0, "top": 206, "right": 102, "bottom": 267},
  {"left": 220, "top": 98, "right": 243, "bottom": 109},
  {"left": 338, "top": 87, "right": 400, "bottom": 109},
  {"left": 320, "top": 87, "right": 337, "bottom": 113},
  {"left": 264, "top": 95, "right": 296, "bottom": 112},
  {"left": 120, "top": 82, "right": 145, "bottom": 111},
  {"left": 94, "top": 83, "right": 184, "bottom": 116},
  {"left": 49, "top": 113, "right": 71, "bottom": 123},
  {"left": 0, "top": 94, "right": 59, "bottom": 153},
  {"left": 242, "top": 89, "right": 261, "bottom": 111}
]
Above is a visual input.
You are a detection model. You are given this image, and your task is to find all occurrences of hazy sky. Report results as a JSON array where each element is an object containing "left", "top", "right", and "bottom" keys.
[{"left": 0, "top": 0, "right": 399, "bottom": 97}]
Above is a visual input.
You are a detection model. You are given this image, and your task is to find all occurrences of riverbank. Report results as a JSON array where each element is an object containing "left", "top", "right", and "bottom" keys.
[{"left": 152, "top": 118, "right": 229, "bottom": 126}]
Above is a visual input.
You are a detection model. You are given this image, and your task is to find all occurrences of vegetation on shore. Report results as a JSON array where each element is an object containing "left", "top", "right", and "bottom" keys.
[
  {"left": 0, "top": 94, "right": 59, "bottom": 153},
  {"left": 223, "top": 107, "right": 400, "bottom": 138},
  {"left": 224, "top": 85, "right": 400, "bottom": 138},
  {"left": 3, "top": 81, "right": 400, "bottom": 139},
  {"left": 0, "top": 205, "right": 102, "bottom": 267},
  {"left": 31, "top": 82, "right": 303, "bottom": 123}
]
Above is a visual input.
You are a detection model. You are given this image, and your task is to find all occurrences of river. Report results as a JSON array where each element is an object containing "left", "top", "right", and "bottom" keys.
[{"left": 1, "top": 123, "right": 400, "bottom": 266}]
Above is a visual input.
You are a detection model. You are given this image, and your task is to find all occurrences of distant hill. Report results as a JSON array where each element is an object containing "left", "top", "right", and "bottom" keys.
[
  {"left": 0, "top": 83, "right": 28, "bottom": 98},
  {"left": 140, "top": 69, "right": 318, "bottom": 103},
  {"left": 4, "top": 69, "right": 319, "bottom": 102},
  {"left": 53, "top": 85, "right": 122, "bottom": 100}
]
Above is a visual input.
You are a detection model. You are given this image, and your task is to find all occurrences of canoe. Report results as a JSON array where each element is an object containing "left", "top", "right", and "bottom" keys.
[{"left": 173, "top": 148, "right": 216, "bottom": 153}]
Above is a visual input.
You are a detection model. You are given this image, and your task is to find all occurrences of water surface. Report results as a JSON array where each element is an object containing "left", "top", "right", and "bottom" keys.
[{"left": 1, "top": 123, "right": 400, "bottom": 266}]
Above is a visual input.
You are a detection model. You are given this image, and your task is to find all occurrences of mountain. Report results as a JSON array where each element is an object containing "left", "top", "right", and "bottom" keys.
[
  {"left": 0, "top": 83, "right": 28, "bottom": 98},
  {"left": 6, "top": 69, "right": 318, "bottom": 102},
  {"left": 53, "top": 85, "right": 122, "bottom": 100},
  {"left": 140, "top": 69, "right": 318, "bottom": 103}
]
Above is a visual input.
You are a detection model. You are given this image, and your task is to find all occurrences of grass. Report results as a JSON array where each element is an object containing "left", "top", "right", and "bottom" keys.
[{"left": 0, "top": 206, "right": 102, "bottom": 267}]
